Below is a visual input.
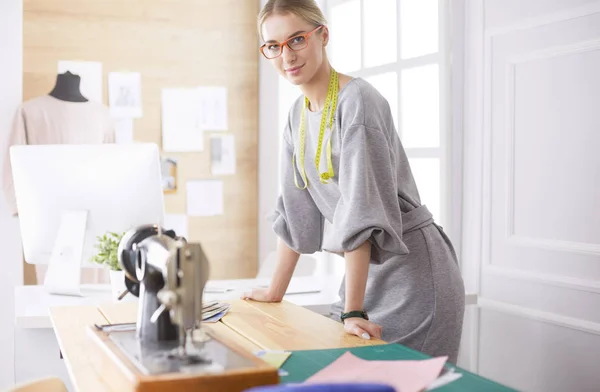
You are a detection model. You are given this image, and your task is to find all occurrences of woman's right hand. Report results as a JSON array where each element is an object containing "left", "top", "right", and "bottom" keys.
[
  {"left": 241, "top": 287, "right": 283, "bottom": 303},
  {"left": 343, "top": 317, "right": 383, "bottom": 340}
]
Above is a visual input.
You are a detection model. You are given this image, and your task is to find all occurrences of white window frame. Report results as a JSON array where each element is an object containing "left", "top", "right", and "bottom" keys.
[
  {"left": 270, "top": 0, "right": 461, "bottom": 270},
  {"left": 321, "top": 0, "right": 457, "bottom": 241}
]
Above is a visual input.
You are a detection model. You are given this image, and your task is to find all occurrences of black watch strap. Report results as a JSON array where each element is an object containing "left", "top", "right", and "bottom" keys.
[{"left": 340, "top": 310, "right": 369, "bottom": 322}]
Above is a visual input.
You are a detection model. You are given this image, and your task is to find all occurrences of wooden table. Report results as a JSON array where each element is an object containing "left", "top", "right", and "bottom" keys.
[{"left": 49, "top": 300, "right": 385, "bottom": 392}]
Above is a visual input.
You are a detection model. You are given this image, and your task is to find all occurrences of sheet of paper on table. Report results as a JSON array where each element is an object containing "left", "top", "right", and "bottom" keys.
[
  {"left": 255, "top": 350, "right": 292, "bottom": 377},
  {"left": 305, "top": 352, "right": 449, "bottom": 392},
  {"left": 201, "top": 301, "right": 230, "bottom": 322}
]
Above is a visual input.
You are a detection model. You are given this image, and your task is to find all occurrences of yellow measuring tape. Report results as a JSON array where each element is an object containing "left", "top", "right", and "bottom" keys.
[{"left": 293, "top": 69, "right": 339, "bottom": 189}]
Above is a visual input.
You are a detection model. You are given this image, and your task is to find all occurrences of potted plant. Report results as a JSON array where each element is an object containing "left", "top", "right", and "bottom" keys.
[{"left": 90, "top": 231, "right": 127, "bottom": 300}]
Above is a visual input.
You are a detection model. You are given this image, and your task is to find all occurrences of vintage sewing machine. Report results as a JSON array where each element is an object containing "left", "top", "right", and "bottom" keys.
[{"left": 86, "top": 224, "right": 278, "bottom": 391}]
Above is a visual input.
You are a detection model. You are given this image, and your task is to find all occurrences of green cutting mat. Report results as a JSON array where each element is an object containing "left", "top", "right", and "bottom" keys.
[{"left": 279, "top": 343, "right": 518, "bottom": 391}]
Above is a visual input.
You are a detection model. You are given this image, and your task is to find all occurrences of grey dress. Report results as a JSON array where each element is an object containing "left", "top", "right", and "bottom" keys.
[{"left": 271, "top": 77, "right": 465, "bottom": 364}]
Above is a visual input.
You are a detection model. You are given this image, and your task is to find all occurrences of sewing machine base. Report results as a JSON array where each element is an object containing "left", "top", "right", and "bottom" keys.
[
  {"left": 108, "top": 329, "right": 256, "bottom": 375},
  {"left": 86, "top": 326, "right": 279, "bottom": 392}
]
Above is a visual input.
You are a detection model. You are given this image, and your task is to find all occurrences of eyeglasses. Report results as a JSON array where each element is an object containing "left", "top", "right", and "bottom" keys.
[{"left": 260, "top": 25, "right": 324, "bottom": 59}]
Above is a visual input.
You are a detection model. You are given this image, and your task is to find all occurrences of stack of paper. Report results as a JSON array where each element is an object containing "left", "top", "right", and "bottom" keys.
[
  {"left": 305, "top": 352, "right": 449, "bottom": 392},
  {"left": 202, "top": 301, "right": 231, "bottom": 323}
]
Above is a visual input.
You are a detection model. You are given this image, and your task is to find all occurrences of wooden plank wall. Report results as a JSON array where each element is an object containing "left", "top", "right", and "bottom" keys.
[{"left": 23, "top": 0, "right": 260, "bottom": 279}]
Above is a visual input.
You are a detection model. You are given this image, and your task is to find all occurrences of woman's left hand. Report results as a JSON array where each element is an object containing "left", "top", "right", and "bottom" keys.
[
  {"left": 240, "top": 287, "right": 282, "bottom": 302},
  {"left": 343, "top": 317, "right": 383, "bottom": 340}
]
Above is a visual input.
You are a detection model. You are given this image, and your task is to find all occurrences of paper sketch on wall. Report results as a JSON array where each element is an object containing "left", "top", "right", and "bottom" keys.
[
  {"left": 210, "top": 134, "right": 236, "bottom": 175},
  {"left": 160, "top": 156, "right": 177, "bottom": 193},
  {"left": 198, "top": 86, "right": 228, "bottom": 131},
  {"left": 108, "top": 72, "right": 143, "bottom": 118}
]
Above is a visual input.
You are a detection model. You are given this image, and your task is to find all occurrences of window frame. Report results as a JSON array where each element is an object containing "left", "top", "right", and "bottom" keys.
[
  {"left": 323, "top": 0, "right": 454, "bottom": 233},
  {"left": 275, "top": 0, "right": 459, "bottom": 250}
]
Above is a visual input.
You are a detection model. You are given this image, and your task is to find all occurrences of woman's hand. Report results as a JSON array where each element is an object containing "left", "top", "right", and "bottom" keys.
[
  {"left": 241, "top": 287, "right": 283, "bottom": 303},
  {"left": 343, "top": 317, "right": 383, "bottom": 340},
  {"left": 241, "top": 239, "right": 299, "bottom": 303}
]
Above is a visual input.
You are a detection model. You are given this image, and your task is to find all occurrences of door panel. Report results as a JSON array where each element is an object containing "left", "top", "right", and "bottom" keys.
[
  {"left": 479, "top": 308, "right": 600, "bottom": 392},
  {"left": 488, "top": 6, "right": 600, "bottom": 279},
  {"left": 462, "top": 0, "right": 600, "bottom": 390}
]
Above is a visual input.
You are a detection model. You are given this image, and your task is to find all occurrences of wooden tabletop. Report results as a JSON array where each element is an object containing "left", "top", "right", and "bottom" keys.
[{"left": 50, "top": 299, "right": 385, "bottom": 392}]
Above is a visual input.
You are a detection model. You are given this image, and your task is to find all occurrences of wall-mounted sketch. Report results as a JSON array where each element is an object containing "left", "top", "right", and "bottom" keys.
[{"left": 108, "top": 72, "right": 143, "bottom": 118}]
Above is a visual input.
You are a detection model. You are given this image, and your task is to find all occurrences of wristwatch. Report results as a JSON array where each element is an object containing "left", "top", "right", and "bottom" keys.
[{"left": 340, "top": 310, "right": 369, "bottom": 323}]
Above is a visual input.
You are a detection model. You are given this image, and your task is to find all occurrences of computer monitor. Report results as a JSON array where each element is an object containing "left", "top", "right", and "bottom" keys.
[{"left": 10, "top": 143, "right": 165, "bottom": 296}]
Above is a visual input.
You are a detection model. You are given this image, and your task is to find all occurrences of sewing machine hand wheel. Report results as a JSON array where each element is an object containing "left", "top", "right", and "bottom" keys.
[{"left": 117, "top": 225, "right": 178, "bottom": 298}]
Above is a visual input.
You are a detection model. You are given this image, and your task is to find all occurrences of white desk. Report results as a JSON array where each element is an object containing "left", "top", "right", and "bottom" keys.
[
  {"left": 12, "top": 274, "right": 343, "bottom": 391},
  {"left": 14, "top": 274, "right": 342, "bottom": 328}
]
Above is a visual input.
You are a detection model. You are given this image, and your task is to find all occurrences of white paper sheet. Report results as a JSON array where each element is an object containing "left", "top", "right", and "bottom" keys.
[
  {"left": 186, "top": 180, "right": 223, "bottom": 216},
  {"left": 198, "top": 86, "right": 228, "bottom": 131},
  {"left": 108, "top": 72, "right": 143, "bottom": 118},
  {"left": 161, "top": 88, "right": 204, "bottom": 152},
  {"left": 210, "top": 134, "right": 236, "bottom": 175},
  {"left": 306, "top": 352, "right": 448, "bottom": 392},
  {"left": 57, "top": 60, "right": 103, "bottom": 102},
  {"left": 114, "top": 118, "right": 134, "bottom": 144},
  {"left": 164, "top": 213, "right": 189, "bottom": 239}
]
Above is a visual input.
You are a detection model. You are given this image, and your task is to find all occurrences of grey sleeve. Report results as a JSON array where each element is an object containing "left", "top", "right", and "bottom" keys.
[
  {"left": 328, "top": 124, "right": 409, "bottom": 261},
  {"left": 271, "top": 126, "right": 323, "bottom": 254}
]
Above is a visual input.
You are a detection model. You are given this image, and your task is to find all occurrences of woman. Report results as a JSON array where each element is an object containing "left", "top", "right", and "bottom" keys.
[{"left": 243, "top": 0, "right": 465, "bottom": 364}]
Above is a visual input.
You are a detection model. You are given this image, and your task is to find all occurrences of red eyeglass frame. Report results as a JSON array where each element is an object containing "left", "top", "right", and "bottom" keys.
[{"left": 260, "top": 25, "right": 324, "bottom": 59}]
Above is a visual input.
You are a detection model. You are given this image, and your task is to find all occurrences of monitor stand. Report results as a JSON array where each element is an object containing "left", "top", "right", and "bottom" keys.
[{"left": 43, "top": 210, "right": 88, "bottom": 297}]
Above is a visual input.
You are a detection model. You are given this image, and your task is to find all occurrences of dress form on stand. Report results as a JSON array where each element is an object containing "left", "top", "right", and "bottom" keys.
[{"left": 49, "top": 71, "right": 88, "bottom": 102}]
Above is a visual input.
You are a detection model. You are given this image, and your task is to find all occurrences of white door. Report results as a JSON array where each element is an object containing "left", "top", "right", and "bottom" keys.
[{"left": 461, "top": 0, "right": 600, "bottom": 391}]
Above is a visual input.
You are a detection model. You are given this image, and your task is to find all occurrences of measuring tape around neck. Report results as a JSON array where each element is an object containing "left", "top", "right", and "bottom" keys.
[{"left": 293, "top": 69, "right": 339, "bottom": 189}]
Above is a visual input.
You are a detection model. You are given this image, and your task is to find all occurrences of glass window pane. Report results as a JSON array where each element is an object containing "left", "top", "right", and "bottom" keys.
[
  {"left": 400, "top": 0, "right": 438, "bottom": 59},
  {"left": 401, "top": 64, "right": 439, "bottom": 147},
  {"left": 365, "top": 72, "right": 398, "bottom": 131},
  {"left": 278, "top": 76, "right": 302, "bottom": 191},
  {"left": 408, "top": 157, "right": 441, "bottom": 224},
  {"left": 330, "top": 0, "right": 361, "bottom": 73},
  {"left": 364, "top": 0, "right": 397, "bottom": 67},
  {"left": 278, "top": 75, "right": 302, "bottom": 132}
]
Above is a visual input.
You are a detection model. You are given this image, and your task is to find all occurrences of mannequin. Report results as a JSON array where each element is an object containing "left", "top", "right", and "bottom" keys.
[
  {"left": 2, "top": 70, "right": 115, "bottom": 285},
  {"left": 49, "top": 71, "right": 88, "bottom": 102}
]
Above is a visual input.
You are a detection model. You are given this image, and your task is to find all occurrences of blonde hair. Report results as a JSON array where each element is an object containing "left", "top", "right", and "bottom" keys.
[{"left": 257, "top": 0, "right": 328, "bottom": 41}]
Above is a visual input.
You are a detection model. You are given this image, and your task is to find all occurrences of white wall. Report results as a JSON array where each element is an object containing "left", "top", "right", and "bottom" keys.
[
  {"left": 257, "top": 0, "right": 281, "bottom": 265},
  {"left": 461, "top": 0, "right": 600, "bottom": 390},
  {"left": 0, "top": 0, "right": 23, "bottom": 389}
]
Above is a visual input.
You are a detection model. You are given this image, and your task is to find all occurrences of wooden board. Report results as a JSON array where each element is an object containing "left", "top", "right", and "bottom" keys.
[
  {"left": 96, "top": 299, "right": 386, "bottom": 353},
  {"left": 49, "top": 305, "right": 117, "bottom": 392},
  {"left": 51, "top": 300, "right": 386, "bottom": 391},
  {"left": 98, "top": 300, "right": 262, "bottom": 354},
  {"left": 233, "top": 300, "right": 387, "bottom": 348},
  {"left": 220, "top": 300, "right": 387, "bottom": 351},
  {"left": 23, "top": 0, "right": 260, "bottom": 279},
  {"left": 86, "top": 326, "right": 278, "bottom": 392}
]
